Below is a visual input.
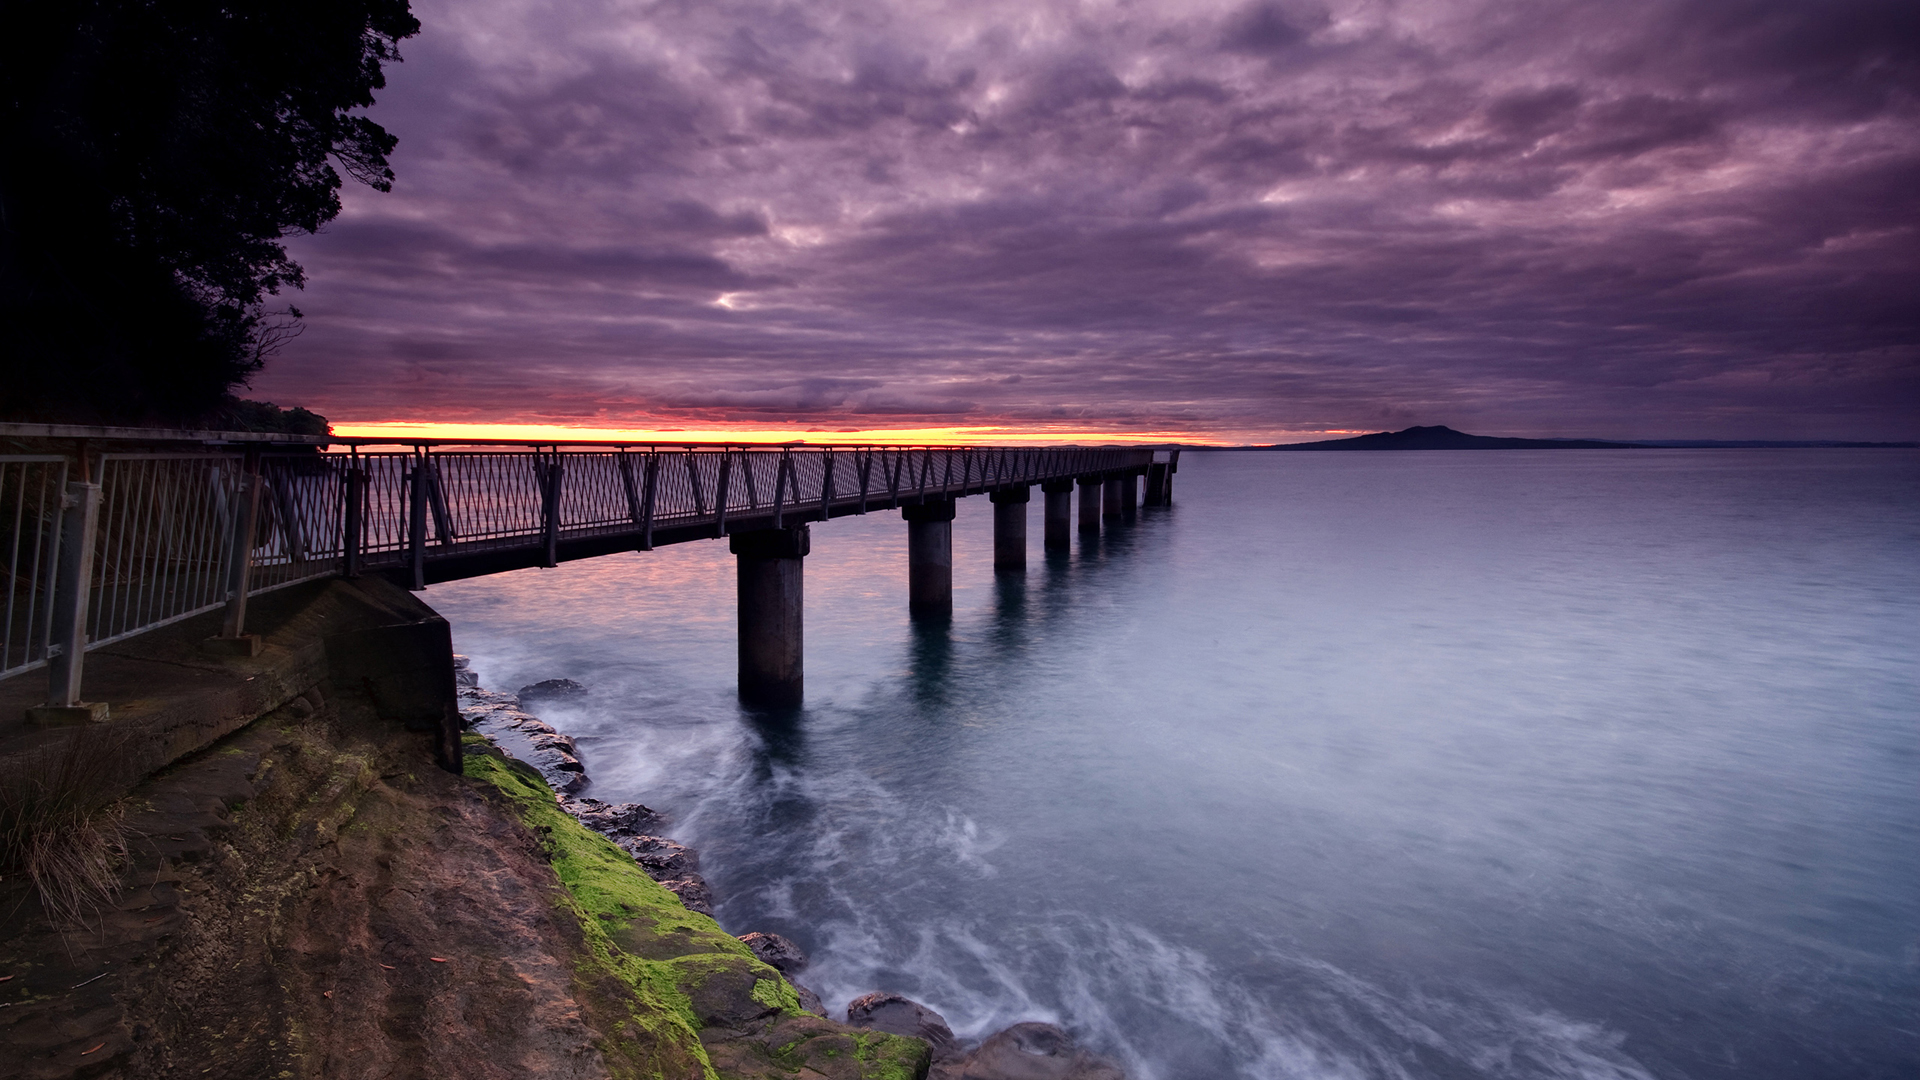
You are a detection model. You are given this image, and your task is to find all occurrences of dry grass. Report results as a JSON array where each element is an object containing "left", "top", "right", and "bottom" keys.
[{"left": 0, "top": 724, "right": 139, "bottom": 925}]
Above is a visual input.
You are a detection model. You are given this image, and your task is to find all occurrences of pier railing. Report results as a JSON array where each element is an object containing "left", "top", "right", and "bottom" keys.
[{"left": 2, "top": 429, "right": 1158, "bottom": 696}]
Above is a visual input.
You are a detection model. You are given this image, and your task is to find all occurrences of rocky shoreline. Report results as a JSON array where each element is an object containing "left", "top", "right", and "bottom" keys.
[{"left": 455, "top": 657, "right": 1127, "bottom": 1080}]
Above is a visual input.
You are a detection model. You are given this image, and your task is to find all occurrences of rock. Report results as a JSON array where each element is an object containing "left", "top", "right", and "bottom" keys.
[
  {"left": 452, "top": 654, "right": 479, "bottom": 687},
  {"left": 792, "top": 980, "right": 827, "bottom": 1016},
  {"left": 737, "top": 931, "right": 807, "bottom": 974},
  {"left": 459, "top": 691, "right": 590, "bottom": 791},
  {"left": 558, "top": 795, "right": 665, "bottom": 838},
  {"left": 675, "top": 955, "right": 783, "bottom": 1029},
  {"left": 616, "top": 835, "right": 699, "bottom": 877},
  {"left": 947, "top": 1022, "right": 1126, "bottom": 1080},
  {"left": 659, "top": 876, "right": 714, "bottom": 915},
  {"left": 516, "top": 677, "right": 586, "bottom": 704},
  {"left": 846, "top": 992, "right": 959, "bottom": 1061}
]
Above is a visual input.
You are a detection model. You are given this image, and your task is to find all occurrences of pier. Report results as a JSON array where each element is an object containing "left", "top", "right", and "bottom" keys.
[{"left": 2, "top": 425, "right": 1178, "bottom": 713}]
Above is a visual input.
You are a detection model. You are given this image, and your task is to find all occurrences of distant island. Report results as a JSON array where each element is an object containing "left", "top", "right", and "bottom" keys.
[
  {"left": 1255, "top": 426, "right": 1916, "bottom": 450},
  {"left": 1260, "top": 426, "right": 1636, "bottom": 450}
]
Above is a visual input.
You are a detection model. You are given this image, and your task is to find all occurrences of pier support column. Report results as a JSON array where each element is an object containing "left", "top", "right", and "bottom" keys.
[
  {"left": 1077, "top": 478, "right": 1102, "bottom": 536},
  {"left": 1144, "top": 463, "right": 1167, "bottom": 506},
  {"left": 732, "top": 526, "right": 808, "bottom": 709},
  {"left": 990, "top": 486, "right": 1030, "bottom": 571},
  {"left": 1042, "top": 480, "right": 1074, "bottom": 552},
  {"left": 1103, "top": 477, "right": 1123, "bottom": 519},
  {"left": 904, "top": 499, "right": 956, "bottom": 620},
  {"left": 1121, "top": 473, "right": 1139, "bottom": 522}
]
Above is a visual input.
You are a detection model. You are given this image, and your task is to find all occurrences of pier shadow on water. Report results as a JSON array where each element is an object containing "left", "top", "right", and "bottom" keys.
[
  {"left": 986, "top": 573, "right": 1030, "bottom": 656},
  {"left": 905, "top": 619, "right": 954, "bottom": 707}
]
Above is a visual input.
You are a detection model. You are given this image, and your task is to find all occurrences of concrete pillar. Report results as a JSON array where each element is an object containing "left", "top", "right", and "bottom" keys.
[
  {"left": 732, "top": 526, "right": 808, "bottom": 709},
  {"left": 1103, "top": 477, "right": 1123, "bottom": 518},
  {"left": 1042, "top": 480, "right": 1074, "bottom": 551},
  {"left": 1121, "top": 473, "right": 1139, "bottom": 522},
  {"left": 990, "top": 486, "right": 1029, "bottom": 571},
  {"left": 1144, "top": 463, "right": 1167, "bottom": 506},
  {"left": 903, "top": 499, "right": 956, "bottom": 619},
  {"left": 1077, "top": 478, "right": 1102, "bottom": 535}
]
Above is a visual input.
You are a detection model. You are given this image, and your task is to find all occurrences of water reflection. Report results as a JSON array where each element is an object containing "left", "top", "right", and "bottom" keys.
[
  {"left": 744, "top": 707, "right": 807, "bottom": 771},
  {"left": 906, "top": 618, "right": 954, "bottom": 706}
]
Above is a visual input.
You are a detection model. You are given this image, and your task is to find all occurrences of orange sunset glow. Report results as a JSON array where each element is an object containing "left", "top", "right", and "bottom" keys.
[{"left": 327, "top": 420, "right": 1289, "bottom": 446}]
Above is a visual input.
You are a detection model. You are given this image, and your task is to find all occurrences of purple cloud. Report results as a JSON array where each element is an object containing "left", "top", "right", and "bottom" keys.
[{"left": 253, "top": 0, "right": 1920, "bottom": 439}]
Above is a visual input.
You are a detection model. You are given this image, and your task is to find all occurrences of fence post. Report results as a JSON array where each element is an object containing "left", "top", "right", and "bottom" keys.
[
  {"left": 542, "top": 455, "right": 563, "bottom": 567},
  {"left": 409, "top": 454, "right": 429, "bottom": 589},
  {"left": 713, "top": 451, "right": 733, "bottom": 538},
  {"left": 344, "top": 465, "right": 366, "bottom": 577},
  {"left": 425, "top": 461, "right": 455, "bottom": 545},
  {"left": 218, "top": 453, "right": 264, "bottom": 642},
  {"left": 618, "top": 451, "right": 643, "bottom": 524},
  {"left": 820, "top": 447, "right": 834, "bottom": 519},
  {"left": 31, "top": 479, "right": 105, "bottom": 722},
  {"left": 772, "top": 449, "right": 792, "bottom": 528},
  {"left": 640, "top": 452, "right": 658, "bottom": 551}
]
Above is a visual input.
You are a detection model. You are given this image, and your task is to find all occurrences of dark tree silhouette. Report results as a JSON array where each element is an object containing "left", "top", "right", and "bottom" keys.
[{"left": 0, "top": 0, "right": 420, "bottom": 424}]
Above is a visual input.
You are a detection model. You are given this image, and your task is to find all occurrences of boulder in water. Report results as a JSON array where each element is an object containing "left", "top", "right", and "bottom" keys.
[
  {"left": 516, "top": 677, "right": 586, "bottom": 705},
  {"left": 846, "top": 992, "right": 959, "bottom": 1061},
  {"left": 792, "top": 981, "right": 826, "bottom": 1016},
  {"left": 737, "top": 931, "right": 807, "bottom": 974}
]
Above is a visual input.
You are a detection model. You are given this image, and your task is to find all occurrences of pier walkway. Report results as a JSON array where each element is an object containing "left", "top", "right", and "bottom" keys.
[{"left": 3, "top": 425, "right": 1177, "bottom": 711}]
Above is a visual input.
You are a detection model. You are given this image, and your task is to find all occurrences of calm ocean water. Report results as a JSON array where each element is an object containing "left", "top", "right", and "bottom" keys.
[{"left": 429, "top": 450, "right": 1919, "bottom": 1080}]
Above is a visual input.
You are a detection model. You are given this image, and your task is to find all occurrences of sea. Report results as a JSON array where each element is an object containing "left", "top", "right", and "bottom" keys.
[{"left": 426, "top": 449, "right": 1919, "bottom": 1080}]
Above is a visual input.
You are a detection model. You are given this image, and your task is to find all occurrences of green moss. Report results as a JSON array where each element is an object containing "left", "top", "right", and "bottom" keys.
[
  {"left": 463, "top": 742, "right": 766, "bottom": 1078},
  {"left": 750, "top": 973, "right": 798, "bottom": 1013},
  {"left": 851, "top": 1031, "right": 933, "bottom": 1080}
]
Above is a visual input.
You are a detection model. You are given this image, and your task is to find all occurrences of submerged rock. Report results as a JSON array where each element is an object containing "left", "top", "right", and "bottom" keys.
[
  {"left": 737, "top": 931, "right": 807, "bottom": 974},
  {"left": 847, "top": 992, "right": 960, "bottom": 1061},
  {"left": 516, "top": 677, "right": 586, "bottom": 704},
  {"left": 940, "top": 1022, "right": 1127, "bottom": 1080}
]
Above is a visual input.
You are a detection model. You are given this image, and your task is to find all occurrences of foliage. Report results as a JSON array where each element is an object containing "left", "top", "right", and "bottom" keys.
[
  {"left": 208, "top": 396, "right": 332, "bottom": 436},
  {"left": 0, "top": 0, "right": 419, "bottom": 424}
]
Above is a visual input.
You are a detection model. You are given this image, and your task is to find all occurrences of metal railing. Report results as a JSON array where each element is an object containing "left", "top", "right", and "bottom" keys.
[
  {"left": 1, "top": 456, "right": 70, "bottom": 677},
  {"left": 3, "top": 431, "right": 1162, "bottom": 705},
  {"left": 341, "top": 445, "right": 1149, "bottom": 585}
]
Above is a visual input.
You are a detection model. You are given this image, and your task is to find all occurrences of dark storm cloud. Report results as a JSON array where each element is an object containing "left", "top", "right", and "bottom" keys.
[{"left": 259, "top": 0, "right": 1920, "bottom": 439}]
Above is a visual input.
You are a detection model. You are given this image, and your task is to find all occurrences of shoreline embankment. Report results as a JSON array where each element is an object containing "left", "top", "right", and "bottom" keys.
[{"left": 0, "top": 573, "right": 1124, "bottom": 1080}]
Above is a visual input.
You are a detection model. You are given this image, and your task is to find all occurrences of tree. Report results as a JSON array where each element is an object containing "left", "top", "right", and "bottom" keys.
[{"left": 0, "top": 0, "right": 420, "bottom": 424}]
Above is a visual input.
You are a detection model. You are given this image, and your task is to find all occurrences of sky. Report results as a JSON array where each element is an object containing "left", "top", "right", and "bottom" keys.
[{"left": 252, "top": 0, "right": 1920, "bottom": 444}]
